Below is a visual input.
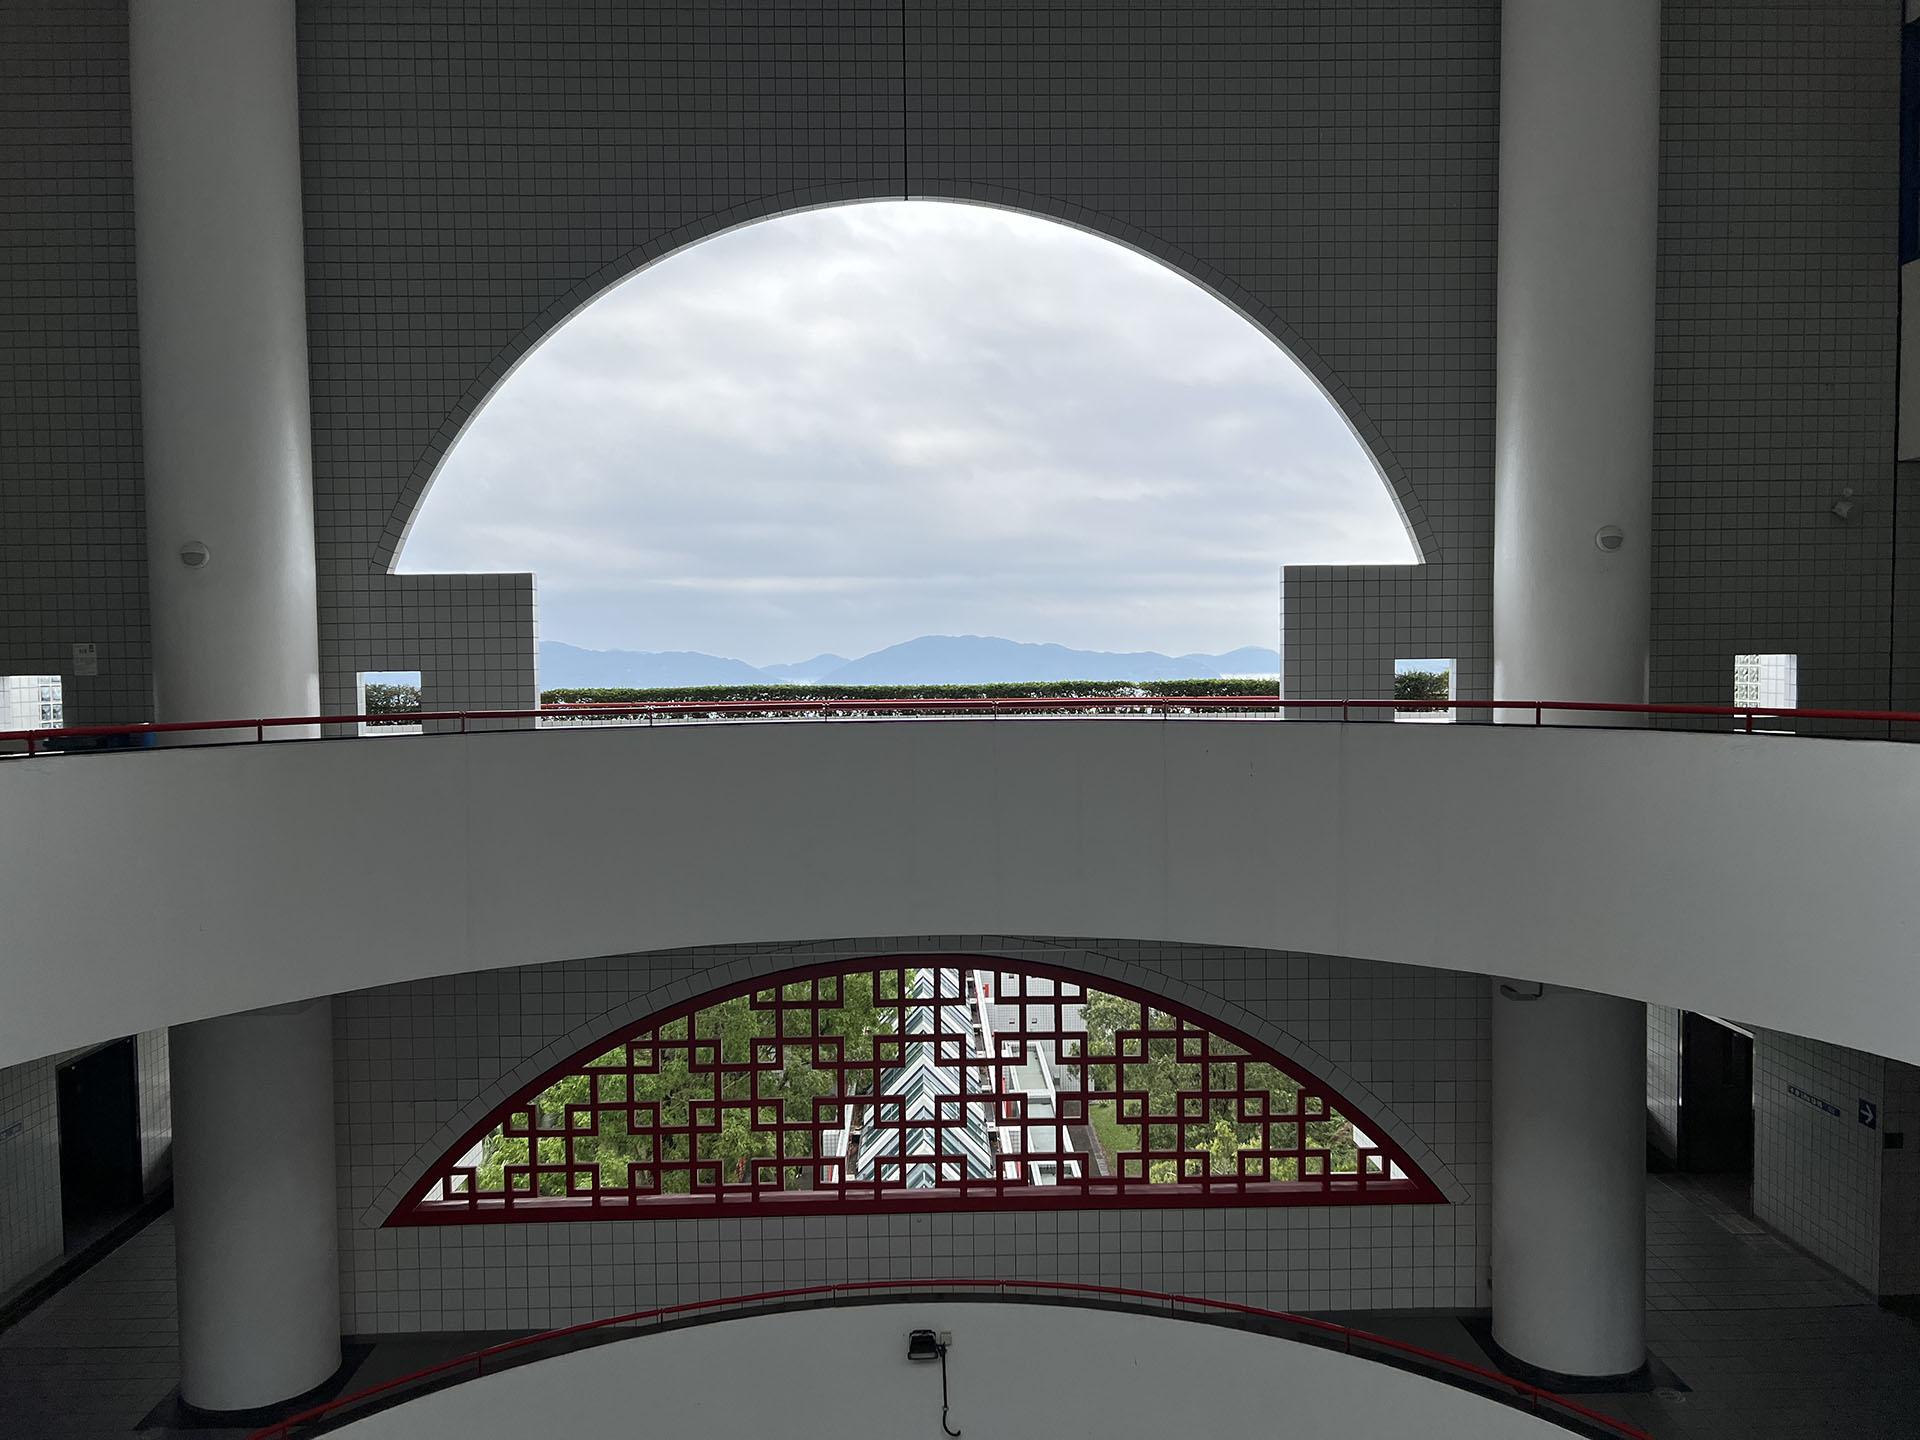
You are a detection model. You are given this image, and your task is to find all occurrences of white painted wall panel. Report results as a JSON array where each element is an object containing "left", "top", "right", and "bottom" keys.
[
  {"left": 331, "top": 1303, "right": 1563, "bottom": 1440},
  {"left": 3, "top": 719, "right": 1918, "bottom": 1069}
]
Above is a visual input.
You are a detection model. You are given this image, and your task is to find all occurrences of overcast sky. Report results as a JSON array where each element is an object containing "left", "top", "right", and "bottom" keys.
[{"left": 399, "top": 201, "right": 1414, "bottom": 666}]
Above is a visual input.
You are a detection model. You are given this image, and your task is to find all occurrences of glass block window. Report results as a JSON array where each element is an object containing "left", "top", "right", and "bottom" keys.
[
  {"left": 1733, "top": 654, "right": 1797, "bottom": 711},
  {"left": 391, "top": 958, "right": 1443, "bottom": 1225},
  {"left": 0, "top": 675, "right": 61, "bottom": 732}
]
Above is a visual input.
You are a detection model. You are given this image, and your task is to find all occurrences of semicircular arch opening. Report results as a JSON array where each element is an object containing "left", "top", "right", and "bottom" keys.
[
  {"left": 388, "top": 954, "right": 1447, "bottom": 1226},
  {"left": 377, "top": 194, "right": 1435, "bottom": 594}
]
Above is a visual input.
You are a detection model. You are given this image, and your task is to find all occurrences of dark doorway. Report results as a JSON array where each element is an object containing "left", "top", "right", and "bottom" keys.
[
  {"left": 1680, "top": 1013, "right": 1754, "bottom": 1177},
  {"left": 56, "top": 1038, "right": 142, "bottom": 1253}
]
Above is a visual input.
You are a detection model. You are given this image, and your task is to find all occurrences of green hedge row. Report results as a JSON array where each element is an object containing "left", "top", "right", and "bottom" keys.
[{"left": 540, "top": 678, "right": 1276, "bottom": 706}]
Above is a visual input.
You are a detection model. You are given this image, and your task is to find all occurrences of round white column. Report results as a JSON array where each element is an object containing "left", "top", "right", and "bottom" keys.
[
  {"left": 1493, "top": 0, "right": 1661, "bottom": 713},
  {"left": 131, "top": 0, "right": 339, "bottom": 1410},
  {"left": 131, "top": 0, "right": 320, "bottom": 729},
  {"left": 172, "top": 1003, "right": 340, "bottom": 1411},
  {"left": 1492, "top": 987, "right": 1647, "bottom": 1378},
  {"left": 1490, "top": 0, "right": 1659, "bottom": 1381}
]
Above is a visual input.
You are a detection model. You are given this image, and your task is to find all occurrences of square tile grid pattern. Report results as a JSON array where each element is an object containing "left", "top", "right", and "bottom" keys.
[
  {"left": 333, "top": 936, "right": 1490, "bottom": 1333},
  {"left": 0, "top": 1031, "right": 171, "bottom": 1304},
  {"left": 1878, "top": 1060, "right": 1920, "bottom": 1296},
  {"left": 7, "top": 1178, "right": 1920, "bottom": 1440},
  {"left": 1647, "top": 1005, "right": 1683, "bottom": 1167},
  {"left": 4, "top": 2, "right": 1909, "bottom": 729},
  {"left": 1753, "top": 1027, "right": 1886, "bottom": 1292}
]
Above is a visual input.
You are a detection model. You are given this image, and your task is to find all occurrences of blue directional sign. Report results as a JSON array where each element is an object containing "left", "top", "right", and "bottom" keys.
[{"left": 1787, "top": 1083, "right": 1842, "bottom": 1118}]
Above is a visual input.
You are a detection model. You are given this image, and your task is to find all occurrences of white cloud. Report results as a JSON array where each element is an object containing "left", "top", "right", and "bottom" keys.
[{"left": 400, "top": 200, "right": 1415, "bottom": 665}]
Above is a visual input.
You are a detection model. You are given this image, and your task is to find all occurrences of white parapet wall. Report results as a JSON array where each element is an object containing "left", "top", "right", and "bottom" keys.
[
  {"left": 3, "top": 717, "right": 1920, "bottom": 1068},
  {"left": 329, "top": 1301, "right": 1566, "bottom": 1440}
]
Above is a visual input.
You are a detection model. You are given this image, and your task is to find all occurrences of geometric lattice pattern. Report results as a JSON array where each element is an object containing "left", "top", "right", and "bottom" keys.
[{"left": 391, "top": 957, "right": 1443, "bottom": 1224}]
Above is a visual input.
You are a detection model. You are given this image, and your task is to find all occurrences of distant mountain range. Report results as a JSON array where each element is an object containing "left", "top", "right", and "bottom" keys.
[
  {"left": 757, "top": 653, "right": 850, "bottom": 684},
  {"left": 539, "top": 643, "right": 770, "bottom": 688},
  {"left": 540, "top": 637, "right": 1281, "bottom": 689}
]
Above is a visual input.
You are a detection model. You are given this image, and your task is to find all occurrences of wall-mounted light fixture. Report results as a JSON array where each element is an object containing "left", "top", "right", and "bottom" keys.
[
  {"left": 907, "top": 1329, "right": 961, "bottom": 1436},
  {"left": 179, "top": 540, "right": 210, "bottom": 568},
  {"left": 1594, "top": 526, "right": 1625, "bottom": 553}
]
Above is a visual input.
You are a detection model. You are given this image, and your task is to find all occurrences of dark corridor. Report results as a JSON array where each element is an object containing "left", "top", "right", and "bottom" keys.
[
  {"left": 56, "top": 1037, "right": 142, "bottom": 1253},
  {"left": 1680, "top": 1013, "right": 1754, "bottom": 1178}
]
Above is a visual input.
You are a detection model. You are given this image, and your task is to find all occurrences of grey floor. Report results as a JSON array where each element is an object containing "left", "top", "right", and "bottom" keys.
[
  {"left": 1587, "top": 1175, "right": 1920, "bottom": 1439},
  {"left": 1, "top": 1174, "right": 1917, "bottom": 1439}
]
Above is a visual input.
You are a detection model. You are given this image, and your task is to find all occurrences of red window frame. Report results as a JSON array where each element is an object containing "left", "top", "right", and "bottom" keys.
[{"left": 388, "top": 956, "right": 1445, "bottom": 1225}]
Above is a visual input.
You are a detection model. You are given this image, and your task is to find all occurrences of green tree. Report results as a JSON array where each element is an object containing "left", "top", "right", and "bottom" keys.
[
  {"left": 467, "top": 970, "right": 909, "bottom": 1199},
  {"left": 465, "top": 971, "right": 1367, "bottom": 1203},
  {"left": 361, "top": 680, "right": 422, "bottom": 727},
  {"left": 1393, "top": 668, "right": 1449, "bottom": 712},
  {"left": 1079, "top": 991, "right": 1360, "bottom": 1183},
  {"left": 1079, "top": 990, "right": 1137, "bottom": 1069}
]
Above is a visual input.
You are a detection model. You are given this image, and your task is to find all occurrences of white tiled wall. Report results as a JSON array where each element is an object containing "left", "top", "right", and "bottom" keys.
[
  {"left": 0, "top": 0, "right": 150, "bottom": 730},
  {"left": 293, "top": 3, "right": 1505, "bottom": 725},
  {"left": 0, "top": 1029, "right": 171, "bottom": 1307},
  {"left": 1877, "top": 1059, "right": 1920, "bottom": 1296},
  {"left": 1646, "top": 1004, "right": 1682, "bottom": 1166},
  {"left": 1753, "top": 1028, "right": 1884, "bottom": 1292},
  {"left": 334, "top": 936, "right": 1491, "bottom": 1335},
  {"left": 1652, "top": 2, "right": 1899, "bottom": 725},
  {"left": 0, "top": 1056, "right": 62, "bottom": 1300},
  {"left": 135, "top": 1028, "right": 171, "bottom": 1198},
  {"left": 0, "top": 0, "right": 1908, "bottom": 1346},
  {"left": 2, "top": 1, "right": 1909, "bottom": 737}
]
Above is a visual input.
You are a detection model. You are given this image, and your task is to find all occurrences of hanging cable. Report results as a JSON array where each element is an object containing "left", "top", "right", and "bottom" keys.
[
  {"left": 908, "top": 1328, "right": 961, "bottom": 1435},
  {"left": 939, "top": 1340, "right": 960, "bottom": 1437}
]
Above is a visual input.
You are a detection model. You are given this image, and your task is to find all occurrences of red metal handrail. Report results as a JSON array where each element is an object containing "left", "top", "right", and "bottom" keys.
[
  {"left": 6, "top": 693, "right": 1920, "bottom": 755},
  {"left": 246, "top": 1278, "right": 1655, "bottom": 1440}
]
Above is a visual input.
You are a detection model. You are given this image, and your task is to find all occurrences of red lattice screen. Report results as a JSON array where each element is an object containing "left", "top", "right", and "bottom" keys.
[{"left": 391, "top": 958, "right": 1443, "bottom": 1224}]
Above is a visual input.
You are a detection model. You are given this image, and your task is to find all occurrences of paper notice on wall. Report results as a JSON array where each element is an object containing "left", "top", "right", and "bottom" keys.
[{"left": 71, "top": 641, "right": 97, "bottom": 676}]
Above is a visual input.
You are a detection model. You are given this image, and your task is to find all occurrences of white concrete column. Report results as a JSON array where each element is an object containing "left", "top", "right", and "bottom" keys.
[
  {"left": 1493, "top": 0, "right": 1661, "bottom": 714},
  {"left": 172, "top": 1004, "right": 340, "bottom": 1411},
  {"left": 1489, "top": 0, "right": 1659, "bottom": 1381},
  {"left": 1492, "top": 987, "right": 1647, "bottom": 1378},
  {"left": 131, "top": 0, "right": 320, "bottom": 729},
  {"left": 131, "top": 0, "right": 338, "bottom": 1410}
]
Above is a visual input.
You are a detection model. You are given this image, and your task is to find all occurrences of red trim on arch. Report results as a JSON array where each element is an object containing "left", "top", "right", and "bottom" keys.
[{"left": 387, "top": 956, "right": 1446, "bottom": 1225}]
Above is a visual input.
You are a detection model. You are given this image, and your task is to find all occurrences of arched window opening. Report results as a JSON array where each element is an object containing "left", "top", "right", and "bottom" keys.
[
  {"left": 391, "top": 958, "right": 1443, "bottom": 1224},
  {"left": 397, "top": 202, "right": 1418, "bottom": 679}
]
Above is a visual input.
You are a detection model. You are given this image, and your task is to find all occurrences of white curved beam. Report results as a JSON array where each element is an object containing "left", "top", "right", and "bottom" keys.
[
  {"left": 2, "top": 719, "right": 1914, "bottom": 1068},
  {"left": 329, "top": 1301, "right": 1565, "bottom": 1440}
]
